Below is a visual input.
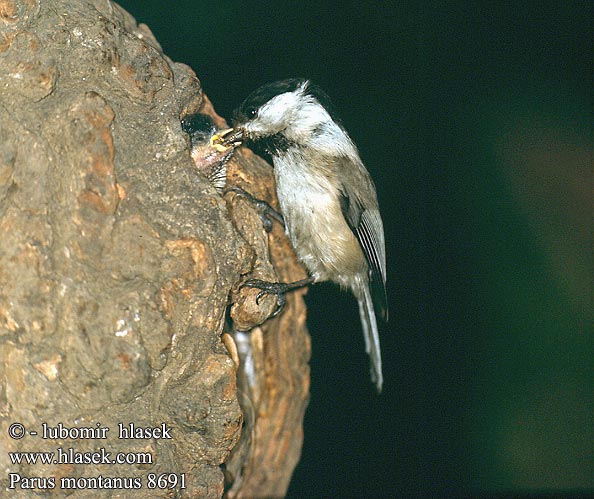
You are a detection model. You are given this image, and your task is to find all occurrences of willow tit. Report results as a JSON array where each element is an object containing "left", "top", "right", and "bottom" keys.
[{"left": 217, "top": 79, "right": 387, "bottom": 392}]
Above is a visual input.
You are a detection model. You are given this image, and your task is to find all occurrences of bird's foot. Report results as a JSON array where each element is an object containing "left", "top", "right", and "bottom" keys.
[
  {"left": 224, "top": 186, "right": 284, "bottom": 232},
  {"left": 242, "top": 277, "right": 314, "bottom": 318}
]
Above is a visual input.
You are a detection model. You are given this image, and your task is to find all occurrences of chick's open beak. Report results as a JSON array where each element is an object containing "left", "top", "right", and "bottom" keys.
[{"left": 210, "top": 128, "right": 244, "bottom": 151}]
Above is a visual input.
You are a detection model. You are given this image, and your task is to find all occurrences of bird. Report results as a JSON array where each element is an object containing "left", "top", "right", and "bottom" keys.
[
  {"left": 217, "top": 79, "right": 387, "bottom": 392},
  {"left": 181, "top": 113, "right": 237, "bottom": 192}
]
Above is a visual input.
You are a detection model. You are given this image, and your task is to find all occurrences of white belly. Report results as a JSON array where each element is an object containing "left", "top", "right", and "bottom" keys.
[{"left": 273, "top": 154, "right": 364, "bottom": 283}]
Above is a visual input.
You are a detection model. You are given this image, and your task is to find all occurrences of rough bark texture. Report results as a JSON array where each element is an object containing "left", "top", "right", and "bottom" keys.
[
  {"left": 223, "top": 148, "right": 311, "bottom": 499},
  {"left": 0, "top": 1, "right": 310, "bottom": 498}
]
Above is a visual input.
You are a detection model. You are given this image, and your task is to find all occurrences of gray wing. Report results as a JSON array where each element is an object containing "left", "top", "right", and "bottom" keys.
[{"left": 339, "top": 169, "right": 388, "bottom": 321}]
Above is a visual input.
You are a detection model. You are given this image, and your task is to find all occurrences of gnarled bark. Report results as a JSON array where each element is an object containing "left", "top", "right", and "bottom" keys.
[{"left": 0, "top": 1, "right": 309, "bottom": 497}]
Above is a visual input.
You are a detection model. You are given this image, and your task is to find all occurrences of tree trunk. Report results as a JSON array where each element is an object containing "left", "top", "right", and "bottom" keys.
[{"left": 0, "top": 1, "right": 310, "bottom": 498}]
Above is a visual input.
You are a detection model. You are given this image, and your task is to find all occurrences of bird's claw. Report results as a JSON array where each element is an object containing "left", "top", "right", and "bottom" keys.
[
  {"left": 242, "top": 279, "right": 288, "bottom": 318},
  {"left": 224, "top": 186, "right": 284, "bottom": 232}
]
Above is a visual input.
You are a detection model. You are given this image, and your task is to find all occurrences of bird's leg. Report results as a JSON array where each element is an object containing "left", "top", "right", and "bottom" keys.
[
  {"left": 242, "top": 277, "right": 314, "bottom": 318},
  {"left": 224, "top": 186, "right": 284, "bottom": 233}
]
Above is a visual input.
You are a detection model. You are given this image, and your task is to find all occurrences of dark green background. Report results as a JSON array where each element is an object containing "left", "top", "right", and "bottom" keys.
[{"left": 116, "top": 2, "right": 592, "bottom": 497}]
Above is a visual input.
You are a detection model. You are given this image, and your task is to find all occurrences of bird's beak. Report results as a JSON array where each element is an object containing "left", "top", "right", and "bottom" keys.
[{"left": 210, "top": 128, "right": 244, "bottom": 151}]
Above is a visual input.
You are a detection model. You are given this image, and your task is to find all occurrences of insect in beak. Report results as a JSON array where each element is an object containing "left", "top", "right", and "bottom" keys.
[{"left": 210, "top": 128, "right": 244, "bottom": 151}]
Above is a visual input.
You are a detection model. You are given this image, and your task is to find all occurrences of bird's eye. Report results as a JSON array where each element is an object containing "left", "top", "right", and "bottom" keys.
[{"left": 247, "top": 107, "right": 257, "bottom": 118}]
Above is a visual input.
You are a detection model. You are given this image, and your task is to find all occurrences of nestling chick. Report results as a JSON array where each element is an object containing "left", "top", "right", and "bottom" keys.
[
  {"left": 217, "top": 79, "right": 388, "bottom": 392},
  {"left": 181, "top": 113, "right": 241, "bottom": 192}
]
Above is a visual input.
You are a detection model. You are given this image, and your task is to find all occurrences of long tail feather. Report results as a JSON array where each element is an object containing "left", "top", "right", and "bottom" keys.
[{"left": 356, "top": 282, "right": 383, "bottom": 392}]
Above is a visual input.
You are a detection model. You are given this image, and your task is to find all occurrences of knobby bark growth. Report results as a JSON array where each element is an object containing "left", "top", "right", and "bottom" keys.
[{"left": 0, "top": 1, "right": 310, "bottom": 497}]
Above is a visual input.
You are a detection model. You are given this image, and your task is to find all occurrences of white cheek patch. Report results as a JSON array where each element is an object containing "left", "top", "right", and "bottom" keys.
[
  {"left": 309, "top": 120, "right": 359, "bottom": 157},
  {"left": 244, "top": 91, "right": 302, "bottom": 135},
  {"left": 298, "top": 101, "right": 332, "bottom": 132},
  {"left": 244, "top": 82, "right": 337, "bottom": 141}
]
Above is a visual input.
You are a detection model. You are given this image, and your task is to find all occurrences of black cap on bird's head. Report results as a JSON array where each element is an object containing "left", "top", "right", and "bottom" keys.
[
  {"left": 234, "top": 79, "right": 339, "bottom": 129},
  {"left": 217, "top": 79, "right": 343, "bottom": 162},
  {"left": 233, "top": 78, "right": 307, "bottom": 125}
]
